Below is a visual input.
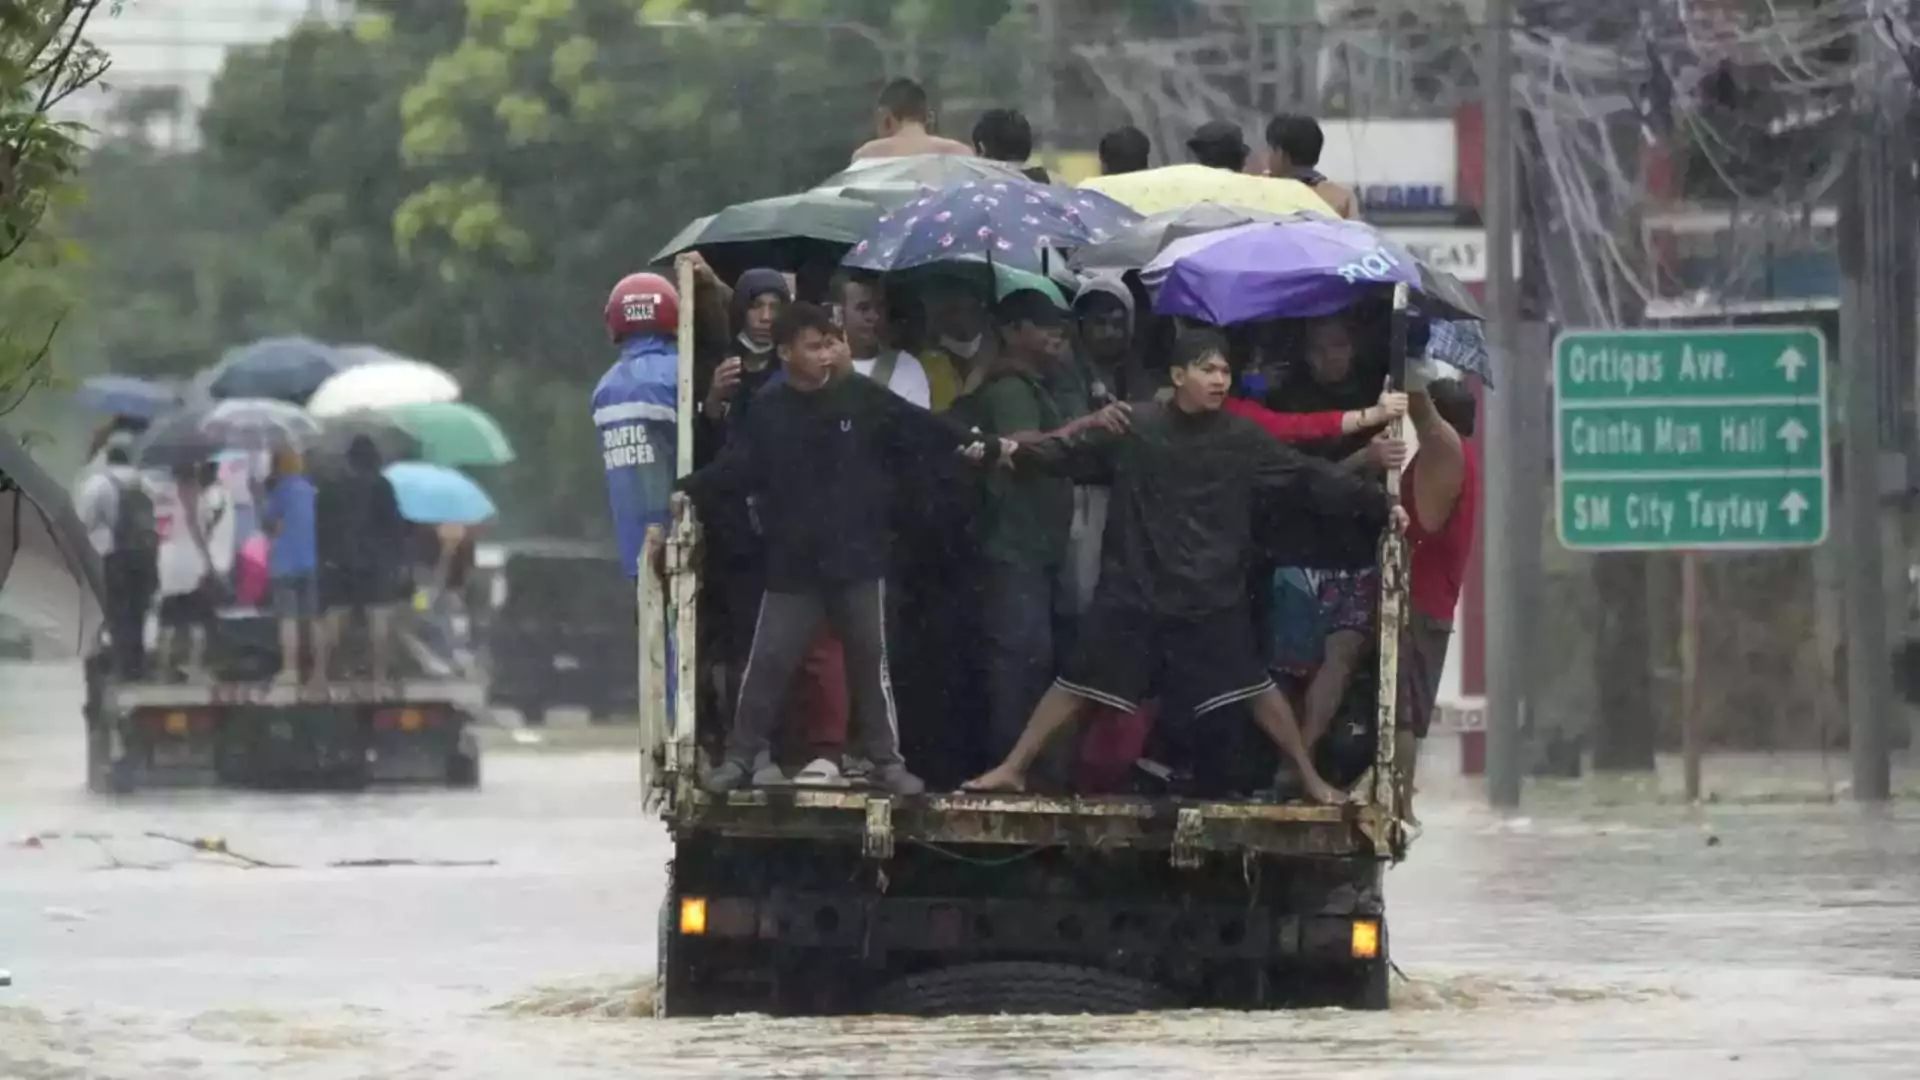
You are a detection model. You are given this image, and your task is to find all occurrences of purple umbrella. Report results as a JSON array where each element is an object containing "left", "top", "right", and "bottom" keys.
[{"left": 1143, "top": 216, "right": 1481, "bottom": 326}]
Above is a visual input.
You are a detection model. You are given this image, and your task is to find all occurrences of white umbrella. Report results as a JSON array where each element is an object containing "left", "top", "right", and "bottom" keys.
[
  {"left": 1, "top": 432, "right": 105, "bottom": 656},
  {"left": 306, "top": 359, "right": 461, "bottom": 418}
]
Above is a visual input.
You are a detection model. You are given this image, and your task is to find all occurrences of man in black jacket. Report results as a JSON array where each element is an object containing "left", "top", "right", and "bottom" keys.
[
  {"left": 676, "top": 303, "right": 1012, "bottom": 795},
  {"left": 964, "top": 330, "right": 1397, "bottom": 803}
]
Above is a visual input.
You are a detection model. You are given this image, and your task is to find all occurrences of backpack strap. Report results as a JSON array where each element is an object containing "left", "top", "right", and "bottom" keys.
[{"left": 871, "top": 350, "right": 900, "bottom": 389}]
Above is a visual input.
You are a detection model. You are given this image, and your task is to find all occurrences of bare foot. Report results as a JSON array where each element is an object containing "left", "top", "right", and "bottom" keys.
[
  {"left": 961, "top": 766, "right": 1027, "bottom": 793},
  {"left": 1303, "top": 775, "right": 1349, "bottom": 805}
]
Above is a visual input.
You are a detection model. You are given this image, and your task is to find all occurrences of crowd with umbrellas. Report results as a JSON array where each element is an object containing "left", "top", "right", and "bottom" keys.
[
  {"left": 644, "top": 97, "right": 1492, "bottom": 804},
  {"left": 65, "top": 336, "right": 514, "bottom": 681}
]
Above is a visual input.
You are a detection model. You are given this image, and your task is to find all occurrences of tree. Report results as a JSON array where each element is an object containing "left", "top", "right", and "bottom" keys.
[{"left": 0, "top": 0, "right": 113, "bottom": 414}]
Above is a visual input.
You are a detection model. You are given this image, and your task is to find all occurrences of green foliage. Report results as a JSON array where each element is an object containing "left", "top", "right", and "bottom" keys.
[
  {"left": 62, "top": 0, "right": 1059, "bottom": 533},
  {"left": 0, "top": 0, "right": 114, "bottom": 413}
]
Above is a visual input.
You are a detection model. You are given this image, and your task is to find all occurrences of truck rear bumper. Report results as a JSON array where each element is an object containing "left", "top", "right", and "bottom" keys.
[
  {"left": 672, "top": 786, "right": 1393, "bottom": 860},
  {"left": 91, "top": 685, "right": 483, "bottom": 791}
]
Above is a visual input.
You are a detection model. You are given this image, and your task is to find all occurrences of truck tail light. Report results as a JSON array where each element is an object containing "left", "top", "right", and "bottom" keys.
[
  {"left": 1350, "top": 919, "right": 1380, "bottom": 959},
  {"left": 373, "top": 707, "right": 435, "bottom": 732},
  {"left": 139, "top": 709, "right": 212, "bottom": 736},
  {"left": 679, "top": 897, "right": 708, "bottom": 936}
]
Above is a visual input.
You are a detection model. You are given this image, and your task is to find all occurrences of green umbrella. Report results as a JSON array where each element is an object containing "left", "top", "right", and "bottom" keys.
[
  {"left": 382, "top": 401, "right": 515, "bottom": 467},
  {"left": 904, "top": 258, "right": 1070, "bottom": 310},
  {"left": 651, "top": 189, "right": 907, "bottom": 276}
]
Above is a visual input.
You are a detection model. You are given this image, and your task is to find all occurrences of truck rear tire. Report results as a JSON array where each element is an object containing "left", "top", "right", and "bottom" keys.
[{"left": 871, "top": 962, "right": 1172, "bottom": 1017}]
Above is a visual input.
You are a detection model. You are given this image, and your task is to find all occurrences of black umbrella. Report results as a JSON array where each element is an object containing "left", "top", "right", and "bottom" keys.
[
  {"left": 0, "top": 432, "right": 106, "bottom": 655},
  {"left": 190, "top": 336, "right": 354, "bottom": 405},
  {"left": 309, "top": 412, "right": 422, "bottom": 475}
]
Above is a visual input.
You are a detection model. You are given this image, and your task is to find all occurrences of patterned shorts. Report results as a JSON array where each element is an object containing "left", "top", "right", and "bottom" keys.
[{"left": 1269, "top": 567, "right": 1381, "bottom": 677}]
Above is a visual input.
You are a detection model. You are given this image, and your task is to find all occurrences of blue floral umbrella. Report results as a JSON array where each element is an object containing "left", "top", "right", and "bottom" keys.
[{"left": 841, "top": 179, "right": 1141, "bottom": 276}]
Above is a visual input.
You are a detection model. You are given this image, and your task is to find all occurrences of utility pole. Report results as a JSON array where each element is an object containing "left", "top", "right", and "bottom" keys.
[
  {"left": 1837, "top": 16, "right": 1910, "bottom": 803},
  {"left": 1482, "top": 0, "right": 1525, "bottom": 809}
]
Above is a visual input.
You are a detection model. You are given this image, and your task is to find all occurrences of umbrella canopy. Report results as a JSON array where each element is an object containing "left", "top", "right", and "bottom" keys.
[
  {"left": 1072, "top": 202, "right": 1287, "bottom": 271},
  {"left": 311, "top": 412, "right": 423, "bottom": 473},
  {"left": 1079, "top": 165, "right": 1335, "bottom": 217},
  {"left": 815, "top": 154, "right": 1028, "bottom": 194},
  {"left": 133, "top": 398, "right": 322, "bottom": 468},
  {"left": 1419, "top": 318, "right": 1494, "bottom": 386},
  {"left": 1143, "top": 215, "right": 1483, "bottom": 326},
  {"left": 0, "top": 432, "right": 106, "bottom": 655},
  {"left": 651, "top": 189, "right": 909, "bottom": 277},
  {"left": 382, "top": 401, "right": 515, "bottom": 467},
  {"left": 306, "top": 358, "right": 461, "bottom": 418},
  {"left": 73, "top": 375, "right": 179, "bottom": 420},
  {"left": 899, "top": 258, "right": 1070, "bottom": 309},
  {"left": 383, "top": 462, "right": 497, "bottom": 526},
  {"left": 842, "top": 179, "right": 1141, "bottom": 276},
  {"left": 198, "top": 336, "right": 352, "bottom": 404}
]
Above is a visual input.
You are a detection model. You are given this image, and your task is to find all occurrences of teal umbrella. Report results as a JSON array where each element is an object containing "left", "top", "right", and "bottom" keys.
[
  {"left": 381, "top": 402, "right": 515, "bottom": 467},
  {"left": 652, "top": 189, "right": 910, "bottom": 278},
  {"left": 894, "top": 258, "right": 1070, "bottom": 311}
]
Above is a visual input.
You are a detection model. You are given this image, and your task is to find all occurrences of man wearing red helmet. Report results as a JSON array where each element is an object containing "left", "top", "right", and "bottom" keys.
[{"left": 593, "top": 271, "right": 681, "bottom": 580}]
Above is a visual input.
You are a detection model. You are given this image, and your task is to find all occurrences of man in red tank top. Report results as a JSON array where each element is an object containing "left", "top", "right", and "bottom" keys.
[{"left": 1397, "top": 373, "right": 1479, "bottom": 823}]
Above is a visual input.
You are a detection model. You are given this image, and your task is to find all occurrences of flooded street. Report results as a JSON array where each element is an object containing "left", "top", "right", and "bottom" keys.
[{"left": 3, "top": 659, "right": 1917, "bottom": 1079}]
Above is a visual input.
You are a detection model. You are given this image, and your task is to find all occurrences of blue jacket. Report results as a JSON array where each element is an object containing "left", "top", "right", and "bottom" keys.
[{"left": 592, "top": 334, "right": 679, "bottom": 578}]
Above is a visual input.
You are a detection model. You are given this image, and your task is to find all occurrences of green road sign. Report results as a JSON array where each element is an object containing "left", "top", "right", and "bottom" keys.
[{"left": 1553, "top": 326, "right": 1829, "bottom": 551}]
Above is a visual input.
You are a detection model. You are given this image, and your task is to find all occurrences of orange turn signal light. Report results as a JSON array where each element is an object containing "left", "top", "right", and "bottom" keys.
[
  {"left": 1350, "top": 919, "right": 1381, "bottom": 959},
  {"left": 679, "top": 897, "right": 708, "bottom": 936}
]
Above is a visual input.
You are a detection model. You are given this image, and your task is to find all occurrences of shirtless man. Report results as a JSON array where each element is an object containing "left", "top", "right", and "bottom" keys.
[
  {"left": 1265, "top": 115, "right": 1359, "bottom": 220},
  {"left": 851, "top": 78, "right": 973, "bottom": 162}
]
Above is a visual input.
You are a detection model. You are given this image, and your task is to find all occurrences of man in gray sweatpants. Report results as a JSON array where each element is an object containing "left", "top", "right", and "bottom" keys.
[{"left": 676, "top": 303, "right": 1007, "bottom": 795}]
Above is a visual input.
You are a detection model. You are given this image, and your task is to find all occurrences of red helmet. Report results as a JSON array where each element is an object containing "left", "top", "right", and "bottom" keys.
[{"left": 604, "top": 272, "right": 680, "bottom": 341}]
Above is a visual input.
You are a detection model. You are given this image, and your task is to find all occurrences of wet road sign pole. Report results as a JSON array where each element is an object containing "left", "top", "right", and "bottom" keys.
[{"left": 1482, "top": 0, "right": 1525, "bottom": 810}]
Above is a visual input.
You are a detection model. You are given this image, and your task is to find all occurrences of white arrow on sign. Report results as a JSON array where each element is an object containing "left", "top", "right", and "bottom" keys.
[
  {"left": 1775, "top": 346, "right": 1807, "bottom": 383},
  {"left": 1777, "top": 418, "right": 1809, "bottom": 453},
  {"left": 1780, "top": 489, "right": 1810, "bottom": 525}
]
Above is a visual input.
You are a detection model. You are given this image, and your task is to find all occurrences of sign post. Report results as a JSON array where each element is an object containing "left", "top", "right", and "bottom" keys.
[
  {"left": 1554, "top": 327, "right": 1829, "bottom": 552},
  {"left": 1554, "top": 326, "right": 1829, "bottom": 798}
]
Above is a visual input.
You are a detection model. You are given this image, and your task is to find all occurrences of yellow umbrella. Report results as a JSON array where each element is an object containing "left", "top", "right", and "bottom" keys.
[{"left": 1079, "top": 164, "right": 1335, "bottom": 217}]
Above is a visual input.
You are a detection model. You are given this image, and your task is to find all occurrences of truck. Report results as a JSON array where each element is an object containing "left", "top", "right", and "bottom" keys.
[
  {"left": 84, "top": 615, "right": 485, "bottom": 793},
  {"left": 634, "top": 266, "right": 1417, "bottom": 1017}
]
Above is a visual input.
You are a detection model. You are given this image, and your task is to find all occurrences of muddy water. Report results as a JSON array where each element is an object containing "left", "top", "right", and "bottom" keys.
[{"left": 3, "top": 660, "right": 1917, "bottom": 1079}]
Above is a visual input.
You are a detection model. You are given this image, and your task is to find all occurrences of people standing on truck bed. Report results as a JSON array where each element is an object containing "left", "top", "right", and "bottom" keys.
[
  {"left": 851, "top": 78, "right": 974, "bottom": 162},
  {"left": 73, "top": 433, "right": 160, "bottom": 679},
  {"left": 693, "top": 265, "right": 855, "bottom": 786},
  {"left": 674, "top": 302, "right": 1013, "bottom": 796},
  {"left": 261, "top": 448, "right": 318, "bottom": 684},
  {"left": 1097, "top": 125, "right": 1152, "bottom": 176},
  {"left": 1395, "top": 358, "right": 1480, "bottom": 824},
  {"left": 836, "top": 272, "right": 930, "bottom": 409},
  {"left": 313, "top": 435, "right": 407, "bottom": 684},
  {"left": 1266, "top": 114, "right": 1360, "bottom": 220},
  {"left": 1261, "top": 315, "right": 1408, "bottom": 765},
  {"left": 964, "top": 329, "right": 1398, "bottom": 803},
  {"left": 1187, "top": 120, "right": 1252, "bottom": 172},
  {"left": 971, "top": 107, "right": 1051, "bottom": 183},
  {"left": 915, "top": 275, "right": 995, "bottom": 411},
  {"left": 155, "top": 461, "right": 234, "bottom": 682},
  {"left": 951, "top": 289, "right": 1094, "bottom": 777}
]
